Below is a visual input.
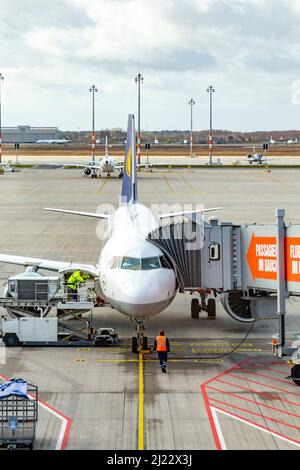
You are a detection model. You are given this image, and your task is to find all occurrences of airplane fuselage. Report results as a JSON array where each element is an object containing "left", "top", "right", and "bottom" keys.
[{"left": 98, "top": 203, "right": 177, "bottom": 320}]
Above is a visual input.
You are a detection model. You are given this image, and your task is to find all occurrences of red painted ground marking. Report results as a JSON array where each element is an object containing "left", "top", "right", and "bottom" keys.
[
  {"left": 201, "top": 383, "right": 222, "bottom": 450},
  {"left": 200, "top": 358, "right": 252, "bottom": 450},
  {"left": 227, "top": 372, "right": 300, "bottom": 397},
  {"left": 256, "top": 359, "right": 289, "bottom": 367},
  {"left": 0, "top": 373, "right": 72, "bottom": 450},
  {"left": 208, "top": 397, "right": 300, "bottom": 431},
  {"left": 201, "top": 358, "right": 300, "bottom": 449},
  {"left": 207, "top": 385, "right": 300, "bottom": 419},
  {"left": 211, "top": 404, "right": 300, "bottom": 446},
  {"left": 216, "top": 377, "right": 300, "bottom": 408},
  {"left": 237, "top": 367, "right": 296, "bottom": 387},
  {"left": 242, "top": 363, "right": 292, "bottom": 377}
]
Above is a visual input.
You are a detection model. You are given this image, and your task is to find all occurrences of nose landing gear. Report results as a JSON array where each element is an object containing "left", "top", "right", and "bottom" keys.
[{"left": 131, "top": 321, "right": 148, "bottom": 353}]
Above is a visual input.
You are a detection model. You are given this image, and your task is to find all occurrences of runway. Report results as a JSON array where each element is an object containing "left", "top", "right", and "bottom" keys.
[{"left": 1, "top": 168, "right": 300, "bottom": 449}]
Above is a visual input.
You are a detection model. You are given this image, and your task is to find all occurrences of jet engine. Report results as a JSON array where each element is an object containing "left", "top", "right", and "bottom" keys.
[
  {"left": 84, "top": 167, "right": 92, "bottom": 176},
  {"left": 221, "top": 290, "right": 277, "bottom": 323}
]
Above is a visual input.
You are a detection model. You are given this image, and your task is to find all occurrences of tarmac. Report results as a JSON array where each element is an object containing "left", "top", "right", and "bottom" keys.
[
  {"left": 1, "top": 167, "right": 300, "bottom": 450},
  {"left": 6, "top": 153, "right": 300, "bottom": 166}
]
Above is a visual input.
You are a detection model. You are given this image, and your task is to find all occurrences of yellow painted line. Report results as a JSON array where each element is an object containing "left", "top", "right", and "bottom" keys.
[
  {"left": 179, "top": 174, "right": 204, "bottom": 194},
  {"left": 163, "top": 174, "right": 175, "bottom": 193},
  {"left": 97, "top": 347, "right": 130, "bottom": 351},
  {"left": 97, "top": 178, "right": 109, "bottom": 194},
  {"left": 96, "top": 359, "right": 138, "bottom": 363},
  {"left": 138, "top": 350, "right": 144, "bottom": 451},
  {"left": 76, "top": 348, "right": 90, "bottom": 352},
  {"left": 73, "top": 359, "right": 87, "bottom": 363},
  {"left": 192, "top": 348, "right": 262, "bottom": 354},
  {"left": 190, "top": 343, "right": 253, "bottom": 347}
]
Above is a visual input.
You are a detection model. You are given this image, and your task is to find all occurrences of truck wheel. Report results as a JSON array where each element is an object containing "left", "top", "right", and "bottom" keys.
[
  {"left": 132, "top": 337, "right": 138, "bottom": 353},
  {"left": 191, "top": 298, "right": 200, "bottom": 319},
  {"left": 4, "top": 333, "right": 18, "bottom": 347},
  {"left": 207, "top": 298, "right": 216, "bottom": 319},
  {"left": 291, "top": 365, "right": 300, "bottom": 386},
  {"left": 142, "top": 337, "right": 148, "bottom": 350}
]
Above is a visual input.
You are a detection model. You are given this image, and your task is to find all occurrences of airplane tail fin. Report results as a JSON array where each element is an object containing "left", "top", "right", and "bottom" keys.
[
  {"left": 121, "top": 114, "right": 137, "bottom": 204},
  {"left": 105, "top": 135, "right": 108, "bottom": 157}
]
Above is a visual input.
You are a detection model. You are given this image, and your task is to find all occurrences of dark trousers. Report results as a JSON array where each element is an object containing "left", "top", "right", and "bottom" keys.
[
  {"left": 68, "top": 287, "right": 77, "bottom": 301},
  {"left": 158, "top": 352, "right": 168, "bottom": 369}
]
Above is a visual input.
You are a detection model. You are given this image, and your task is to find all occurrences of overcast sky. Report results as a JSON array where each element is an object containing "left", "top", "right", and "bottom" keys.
[{"left": 1, "top": 0, "right": 300, "bottom": 131}]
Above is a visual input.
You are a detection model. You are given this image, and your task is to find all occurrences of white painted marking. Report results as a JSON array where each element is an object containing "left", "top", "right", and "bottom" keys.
[
  {"left": 211, "top": 406, "right": 300, "bottom": 449},
  {"left": 0, "top": 343, "right": 5, "bottom": 365},
  {"left": 211, "top": 407, "right": 227, "bottom": 450}
]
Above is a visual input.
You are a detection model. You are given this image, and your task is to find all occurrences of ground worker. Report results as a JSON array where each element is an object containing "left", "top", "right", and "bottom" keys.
[
  {"left": 153, "top": 330, "right": 170, "bottom": 373},
  {"left": 67, "top": 270, "right": 90, "bottom": 299}
]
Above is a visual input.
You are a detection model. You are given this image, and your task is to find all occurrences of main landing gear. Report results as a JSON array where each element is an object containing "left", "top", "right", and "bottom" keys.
[
  {"left": 131, "top": 321, "right": 148, "bottom": 353},
  {"left": 91, "top": 170, "right": 98, "bottom": 179},
  {"left": 118, "top": 171, "right": 124, "bottom": 179},
  {"left": 191, "top": 290, "right": 216, "bottom": 320}
]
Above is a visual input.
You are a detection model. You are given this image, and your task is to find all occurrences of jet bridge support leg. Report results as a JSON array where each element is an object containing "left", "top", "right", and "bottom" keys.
[{"left": 191, "top": 290, "right": 216, "bottom": 320}]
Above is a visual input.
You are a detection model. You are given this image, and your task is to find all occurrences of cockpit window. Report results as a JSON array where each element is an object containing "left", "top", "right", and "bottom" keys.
[
  {"left": 141, "top": 257, "right": 161, "bottom": 270},
  {"left": 118, "top": 255, "right": 172, "bottom": 271},
  {"left": 121, "top": 257, "right": 141, "bottom": 270}
]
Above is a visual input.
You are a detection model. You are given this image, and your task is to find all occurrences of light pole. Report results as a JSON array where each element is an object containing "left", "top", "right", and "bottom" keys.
[
  {"left": 188, "top": 98, "right": 195, "bottom": 158},
  {"left": 207, "top": 85, "right": 215, "bottom": 165},
  {"left": 135, "top": 73, "right": 143, "bottom": 166},
  {"left": 0, "top": 73, "right": 4, "bottom": 164},
  {"left": 89, "top": 84, "right": 98, "bottom": 164}
]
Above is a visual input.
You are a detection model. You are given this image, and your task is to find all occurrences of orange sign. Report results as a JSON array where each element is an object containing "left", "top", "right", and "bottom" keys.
[
  {"left": 286, "top": 237, "right": 300, "bottom": 282},
  {"left": 246, "top": 233, "right": 277, "bottom": 281},
  {"left": 247, "top": 234, "right": 300, "bottom": 283}
]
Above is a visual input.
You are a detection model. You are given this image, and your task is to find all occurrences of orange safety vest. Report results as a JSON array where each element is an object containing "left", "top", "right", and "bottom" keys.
[{"left": 156, "top": 335, "right": 167, "bottom": 352}]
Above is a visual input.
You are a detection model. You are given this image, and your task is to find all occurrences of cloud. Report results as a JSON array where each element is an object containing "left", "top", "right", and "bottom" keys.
[{"left": 1, "top": 0, "right": 300, "bottom": 130}]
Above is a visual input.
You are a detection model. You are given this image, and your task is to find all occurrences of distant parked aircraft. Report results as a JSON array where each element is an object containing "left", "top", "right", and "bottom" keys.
[{"left": 35, "top": 139, "right": 71, "bottom": 144}]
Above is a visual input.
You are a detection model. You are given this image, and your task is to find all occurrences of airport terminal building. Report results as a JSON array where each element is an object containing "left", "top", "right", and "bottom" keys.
[{"left": 2, "top": 126, "right": 61, "bottom": 143}]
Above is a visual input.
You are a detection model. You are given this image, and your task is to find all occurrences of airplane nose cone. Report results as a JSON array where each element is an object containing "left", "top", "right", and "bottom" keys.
[{"left": 124, "top": 277, "right": 161, "bottom": 303}]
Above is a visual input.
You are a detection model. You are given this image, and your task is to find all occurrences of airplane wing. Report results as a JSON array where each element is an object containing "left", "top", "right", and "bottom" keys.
[
  {"left": 114, "top": 163, "right": 153, "bottom": 170},
  {"left": 159, "top": 207, "right": 221, "bottom": 219},
  {"left": 0, "top": 254, "right": 98, "bottom": 275},
  {"left": 62, "top": 163, "right": 100, "bottom": 170},
  {"left": 33, "top": 162, "right": 101, "bottom": 170},
  {"left": 44, "top": 208, "right": 110, "bottom": 219}
]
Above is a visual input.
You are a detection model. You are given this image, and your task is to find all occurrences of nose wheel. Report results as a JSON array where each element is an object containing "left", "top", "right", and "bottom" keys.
[{"left": 132, "top": 322, "right": 148, "bottom": 353}]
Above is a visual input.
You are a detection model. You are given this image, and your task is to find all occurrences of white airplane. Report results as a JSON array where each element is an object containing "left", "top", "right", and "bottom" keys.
[
  {"left": 246, "top": 147, "right": 264, "bottom": 165},
  {"left": 0, "top": 115, "right": 220, "bottom": 351},
  {"left": 56, "top": 135, "right": 153, "bottom": 179},
  {"left": 36, "top": 139, "right": 71, "bottom": 144}
]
